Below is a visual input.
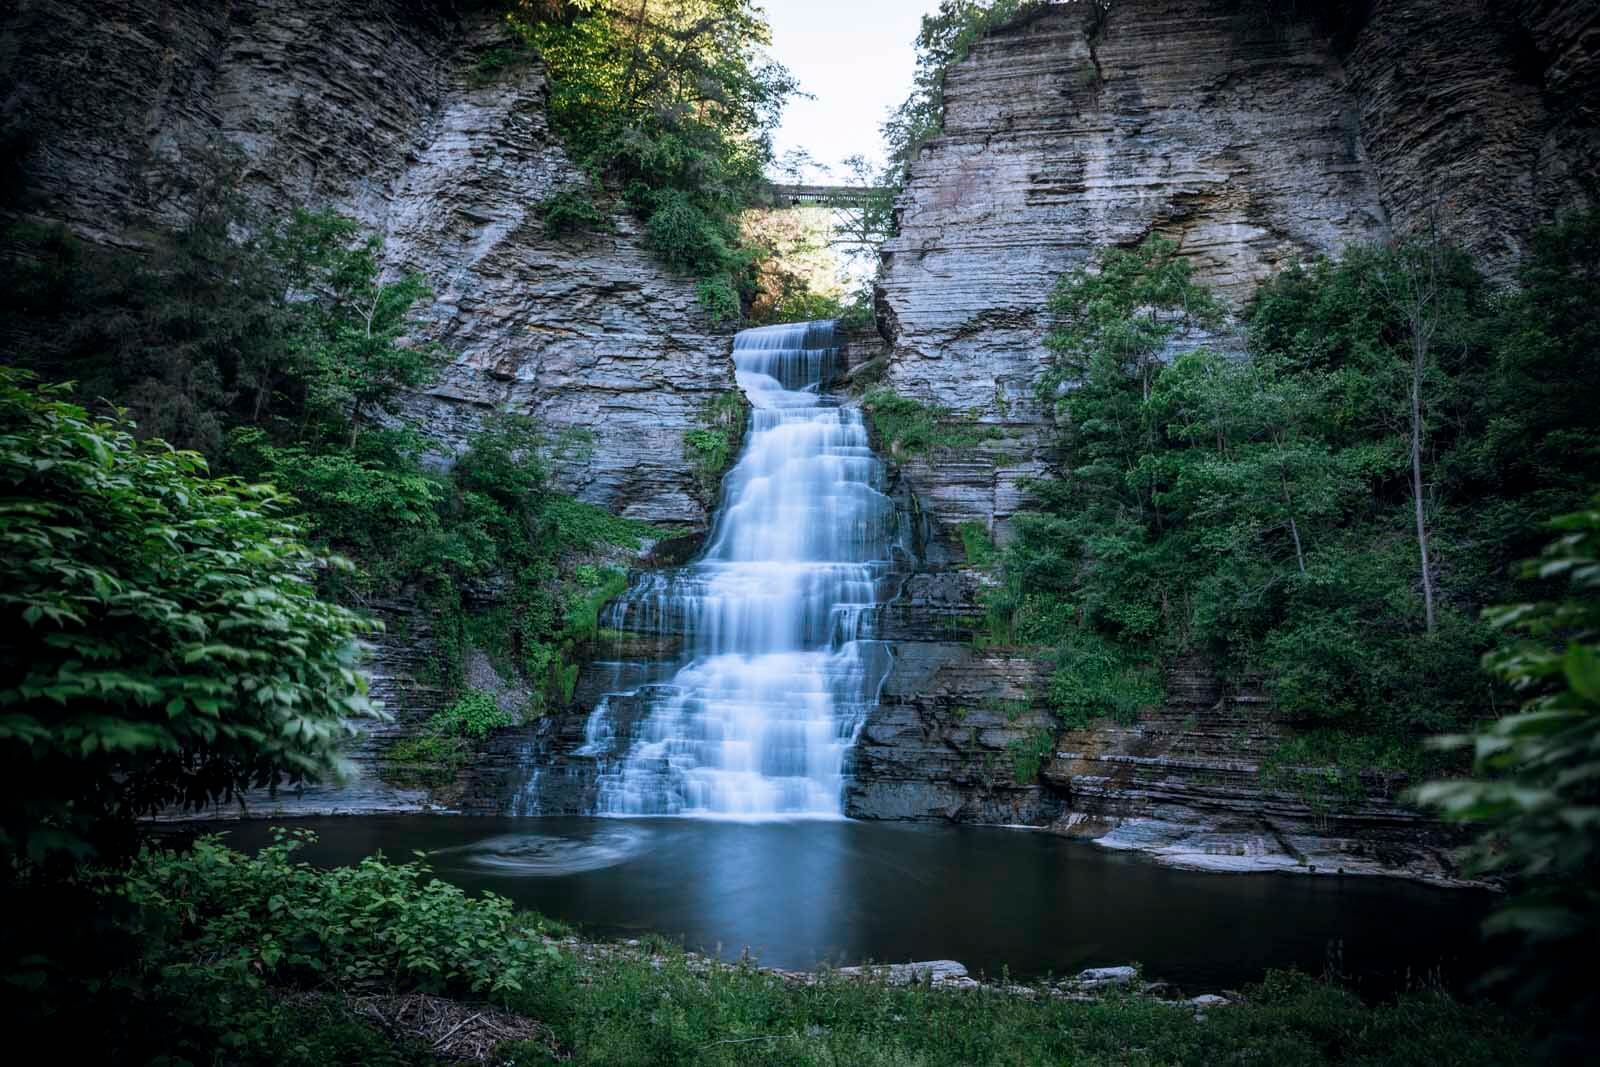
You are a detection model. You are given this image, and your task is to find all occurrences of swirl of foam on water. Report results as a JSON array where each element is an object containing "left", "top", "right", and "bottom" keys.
[{"left": 432, "top": 829, "right": 649, "bottom": 876}]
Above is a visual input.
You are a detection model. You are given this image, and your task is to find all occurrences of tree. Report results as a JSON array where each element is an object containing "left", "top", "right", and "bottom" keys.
[
  {"left": 1042, "top": 234, "right": 1218, "bottom": 525},
  {"left": 243, "top": 209, "right": 365, "bottom": 425},
  {"left": 740, "top": 205, "right": 847, "bottom": 325},
  {"left": 511, "top": 0, "right": 799, "bottom": 311},
  {"left": 825, "top": 154, "right": 897, "bottom": 262},
  {"left": 288, "top": 235, "right": 442, "bottom": 448},
  {"left": 1153, "top": 351, "right": 1362, "bottom": 578},
  {"left": 1415, "top": 500, "right": 1600, "bottom": 1057},
  {"left": 1377, "top": 233, "right": 1448, "bottom": 634},
  {"left": 0, "top": 371, "right": 381, "bottom": 866}
]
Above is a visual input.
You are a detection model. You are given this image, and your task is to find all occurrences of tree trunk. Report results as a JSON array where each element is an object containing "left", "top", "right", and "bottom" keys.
[
  {"left": 1409, "top": 337, "right": 1436, "bottom": 634},
  {"left": 1279, "top": 464, "right": 1306, "bottom": 575}
]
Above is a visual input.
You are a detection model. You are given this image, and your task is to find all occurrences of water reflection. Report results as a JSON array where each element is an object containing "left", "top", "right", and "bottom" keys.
[{"left": 214, "top": 816, "right": 1492, "bottom": 992}]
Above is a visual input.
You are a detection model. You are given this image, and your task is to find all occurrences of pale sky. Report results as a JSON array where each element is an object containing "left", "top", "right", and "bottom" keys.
[{"left": 761, "top": 0, "right": 931, "bottom": 181}]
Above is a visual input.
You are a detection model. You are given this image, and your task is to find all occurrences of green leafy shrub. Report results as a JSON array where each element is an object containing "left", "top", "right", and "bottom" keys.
[
  {"left": 645, "top": 190, "right": 733, "bottom": 275},
  {"left": 228, "top": 428, "right": 444, "bottom": 584},
  {"left": 695, "top": 273, "right": 743, "bottom": 325},
  {"left": 125, "top": 830, "right": 555, "bottom": 996},
  {"left": 861, "top": 388, "right": 998, "bottom": 458},
  {"left": 540, "top": 494, "right": 659, "bottom": 552},
  {"left": 1008, "top": 727, "right": 1056, "bottom": 784},
  {"left": 1046, "top": 629, "right": 1163, "bottom": 728},
  {"left": 1416, "top": 500, "right": 1600, "bottom": 1053},
  {"left": 385, "top": 690, "right": 514, "bottom": 785},
  {"left": 0, "top": 371, "right": 380, "bottom": 864},
  {"left": 563, "top": 567, "right": 628, "bottom": 646},
  {"left": 684, "top": 390, "right": 749, "bottom": 496},
  {"left": 538, "top": 187, "right": 608, "bottom": 237},
  {"left": 473, "top": 44, "right": 530, "bottom": 83},
  {"left": 405, "top": 415, "right": 653, "bottom": 724},
  {"left": 1258, "top": 730, "right": 1427, "bottom": 809},
  {"left": 438, "top": 689, "right": 515, "bottom": 740}
]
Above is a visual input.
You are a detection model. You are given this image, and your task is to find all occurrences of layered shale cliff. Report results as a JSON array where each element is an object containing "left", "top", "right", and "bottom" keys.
[
  {"left": 2, "top": 0, "right": 737, "bottom": 816},
  {"left": 1, "top": 0, "right": 734, "bottom": 526},
  {"left": 9, "top": 0, "right": 1596, "bottom": 875},
  {"left": 854, "top": 0, "right": 1597, "bottom": 881},
  {"left": 879, "top": 0, "right": 1597, "bottom": 427}
]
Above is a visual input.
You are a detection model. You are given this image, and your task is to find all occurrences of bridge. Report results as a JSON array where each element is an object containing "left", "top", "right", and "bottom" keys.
[{"left": 767, "top": 183, "right": 891, "bottom": 207}]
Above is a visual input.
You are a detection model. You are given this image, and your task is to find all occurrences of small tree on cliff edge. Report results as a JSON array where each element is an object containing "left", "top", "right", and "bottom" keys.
[{"left": 0, "top": 370, "right": 382, "bottom": 869}]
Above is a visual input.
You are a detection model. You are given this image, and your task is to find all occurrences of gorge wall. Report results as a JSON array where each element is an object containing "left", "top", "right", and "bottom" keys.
[
  {"left": 0, "top": 0, "right": 735, "bottom": 528},
  {"left": 879, "top": 0, "right": 1598, "bottom": 424},
  {"left": 2, "top": 0, "right": 739, "bottom": 816},
  {"left": 8, "top": 0, "right": 1596, "bottom": 878},
  {"left": 853, "top": 0, "right": 1597, "bottom": 882}
]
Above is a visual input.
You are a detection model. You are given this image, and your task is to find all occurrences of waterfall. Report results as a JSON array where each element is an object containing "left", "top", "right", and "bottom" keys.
[{"left": 580, "top": 320, "right": 904, "bottom": 817}]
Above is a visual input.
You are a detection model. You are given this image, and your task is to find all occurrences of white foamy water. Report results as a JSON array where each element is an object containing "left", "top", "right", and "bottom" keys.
[{"left": 583, "top": 321, "right": 903, "bottom": 817}]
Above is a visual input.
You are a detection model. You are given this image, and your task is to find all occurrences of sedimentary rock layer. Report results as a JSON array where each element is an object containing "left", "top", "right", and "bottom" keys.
[
  {"left": 1, "top": 0, "right": 733, "bottom": 526},
  {"left": 877, "top": 0, "right": 1389, "bottom": 417},
  {"left": 877, "top": 0, "right": 1597, "bottom": 418},
  {"left": 851, "top": 0, "right": 1595, "bottom": 882}
]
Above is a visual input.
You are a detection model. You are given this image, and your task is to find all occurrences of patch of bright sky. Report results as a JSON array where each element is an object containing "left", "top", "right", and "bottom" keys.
[{"left": 761, "top": 0, "right": 930, "bottom": 182}]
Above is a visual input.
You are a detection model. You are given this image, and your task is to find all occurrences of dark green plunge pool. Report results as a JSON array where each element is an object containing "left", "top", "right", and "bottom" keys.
[{"left": 209, "top": 815, "right": 1492, "bottom": 993}]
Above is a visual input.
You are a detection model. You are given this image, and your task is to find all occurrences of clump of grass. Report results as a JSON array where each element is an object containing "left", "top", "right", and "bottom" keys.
[
  {"left": 383, "top": 689, "right": 515, "bottom": 785},
  {"left": 861, "top": 388, "right": 1001, "bottom": 458},
  {"left": 685, "top": 390, "right": 749, "bottom": 497}
]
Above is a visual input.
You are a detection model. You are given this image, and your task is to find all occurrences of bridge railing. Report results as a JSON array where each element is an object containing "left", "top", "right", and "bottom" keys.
[{"left": 766, "top": 183, "right": 892, "bottom": 207}]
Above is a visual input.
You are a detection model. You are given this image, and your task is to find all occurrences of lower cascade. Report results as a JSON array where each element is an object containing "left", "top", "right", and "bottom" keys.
[{"left": 578, "top": 320, "right": 905, "bottom": 817}]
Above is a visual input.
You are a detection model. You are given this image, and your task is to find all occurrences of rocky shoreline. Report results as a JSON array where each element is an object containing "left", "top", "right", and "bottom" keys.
[{"left": 560, "top": 934, "right": 1238, "bottom": 1007}]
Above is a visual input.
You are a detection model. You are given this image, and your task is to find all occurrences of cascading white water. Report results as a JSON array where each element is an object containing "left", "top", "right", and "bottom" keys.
[{"left": 581, "top": 321, "right": 903, "bottom": 817}]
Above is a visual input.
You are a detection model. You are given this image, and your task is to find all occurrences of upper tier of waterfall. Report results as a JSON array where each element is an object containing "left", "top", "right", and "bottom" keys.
[{"left": 578, "top": 320, "right": 904, "bottom": 817}]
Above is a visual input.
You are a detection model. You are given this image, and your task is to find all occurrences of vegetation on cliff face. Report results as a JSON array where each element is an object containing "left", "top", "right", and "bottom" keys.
[
  {"left": 506, "top": 0, "right": 798, "bottom": 319},
  {"left": 684, "top": 389, "right": 750, "bottom": 501},
  {"left": 861, "top": 388, "right": 1000, "bottom": 460},
  {"left": 981, "top": 214, "right": 1600, "bottom": 789}
]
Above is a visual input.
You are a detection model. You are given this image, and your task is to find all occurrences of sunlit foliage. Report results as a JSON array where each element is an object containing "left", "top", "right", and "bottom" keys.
[
  {"left": 740, "top": 205, "right": 848, "bottom": 325},
  {"left": 509, "top": 0, "right": 798, "bottom": 314}
]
